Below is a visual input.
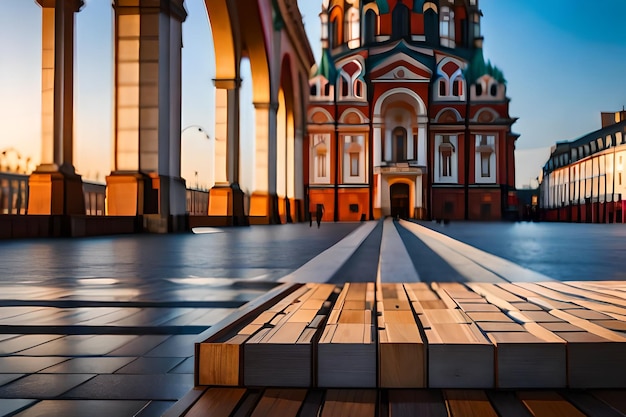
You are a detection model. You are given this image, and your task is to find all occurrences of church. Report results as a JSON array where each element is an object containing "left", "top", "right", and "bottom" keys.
[{"left": 305, "top": 0, "right": 518, "bottom": 222}]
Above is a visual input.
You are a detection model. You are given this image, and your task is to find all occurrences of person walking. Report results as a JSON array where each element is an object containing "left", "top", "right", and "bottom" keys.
[{"left": 316, "top": 203, "right": 325, "bottom": 228}]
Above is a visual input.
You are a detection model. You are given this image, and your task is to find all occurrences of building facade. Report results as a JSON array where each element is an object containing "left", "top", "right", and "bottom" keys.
[
  {"left": 305, "top": 0, "right": 518, "bottom": 222},
  {"left": 539, "top": 111, "right": 626, "bottom": 223}
]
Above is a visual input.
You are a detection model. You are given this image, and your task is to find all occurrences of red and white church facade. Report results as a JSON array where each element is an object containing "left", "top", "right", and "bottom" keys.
[{"left": 305, "top": 0, "right": 518, "bottom": 222}]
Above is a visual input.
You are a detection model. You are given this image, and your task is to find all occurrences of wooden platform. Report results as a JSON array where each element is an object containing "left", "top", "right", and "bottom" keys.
[{"left": 169, "top": 280, "right": 626, "bottom": 416}]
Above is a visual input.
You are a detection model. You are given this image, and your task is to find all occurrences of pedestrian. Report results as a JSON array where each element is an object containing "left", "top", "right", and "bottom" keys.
[{"left": 316, "top": 203, "right": 325, "bottom": 228}]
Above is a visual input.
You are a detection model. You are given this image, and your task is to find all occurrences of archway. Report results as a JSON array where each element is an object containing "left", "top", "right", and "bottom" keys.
[{"left": 390, "top": 183, "right": 410, "bottom": 219}]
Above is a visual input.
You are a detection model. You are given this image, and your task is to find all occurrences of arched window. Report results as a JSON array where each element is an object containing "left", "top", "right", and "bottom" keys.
[
  {"left": 475, "top": 83, "right": 483, "bottom": 96},
  {"left": 439, "top": 79, "right": 447, "bottom": 96},
  {"left": 324, "top": 82, "right": 331, "bottom": 96},
  {"left": 364, "top": 9, "right": 378, "bottom": 44},
  {"left": 392, "top": 127, "right": 408, "bottom": 162},
  {"left": 310, "top": 84, "right": 317, "bottom": 96},
  {"left": 490, "top": 83, "right": 498, "bottom": 96},
  {"left": 439, "top": 6, "right": 455, "bottom": 47},
  {"left": 354, "top": 79, "right": 364, "bottom": 98},
  {"left": 346, "top": 7, "right": 360, "bottom": 48},
  {"left": 452, "top": 78, "right": 462, "bottom": 96},
  {"left": 391, "top": 2, "right": 410, "bottom": 40},
  {"left": 340, "top": 76, "right": 349, "bottom": 97},
  {"left": 329, "top": 7, "right": 343, "bottom": 48}
]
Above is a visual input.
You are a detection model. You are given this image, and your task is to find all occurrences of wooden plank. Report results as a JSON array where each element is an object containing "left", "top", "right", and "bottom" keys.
[
  {"left": 537, "top": 321, "right": 583, "bottom": 332},
  {"left": 457, "top": 303, "right": 501, "bottom": 312},
  {"left": 518, "top": 310, "right": 564, "bottom": 323},
  {"left": 466, "top": 311, "right": 514, "bottom": 322},
  {"left": 388, "top": 389, "right": 448, "bottom": 417},
  {"left": 428, "top": 323, "right": 494, "bottom": 388},
  {"left": 565, "top": 308, "right": 614, "bottom": 320},
  {"left": 184, "top": 388, "right": 246, "bottom": 417},
  {"left": 556, "top": 331, "right": 626, "bottom": 388},
  {"left": 249, "top": 389, "right": 307, "bottom": 417},
  {"left": 488, "top": 331, "right": 566, "bottom": 388},
  {"left": 592, "top": 319, "right": 626, "bottom": 332},
  {"left": 510, "top": 302, "right": 545, "bottom": 311},
  {"left": 321, "top": 389, "right": 377, "bottom": 417},
  {"left": 517, "top": 391, "right": 586, "bottom": 417},
  {"left": 444, "top": 390, "right": 499, "bottom": 417},
  {"left": 486, "top": 391, "right": 534, "bottom": 417},
  {"left": 162, "top": 387, "right": 209, "bottom": 417},
  {"left": 423, "top": 309, "right": 471, "bottom": 324},
  {"left": 318, "top": 284, "right": 376, "bottom": 388},
  {"left": 379, "top": 323, "right": 425, "bottom": 388},
  {"left": 195, "top": 283, "right": 303, "bottom": 386},
  {"left": 476, "top": 322, "right": 526, "bottom": 332}
]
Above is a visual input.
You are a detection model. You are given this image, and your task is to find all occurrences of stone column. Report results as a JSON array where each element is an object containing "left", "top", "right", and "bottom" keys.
[
  {"left": 106, "top": 0, "right": 187, "bottom": 232},
  {"left": 28, "top": 0, "right": 85, "bottom": 216},
  {"left": 208, "top": 79, "right": 246, "bottom": 225},
  {"left": 249, "top": 102, "right": 280, "bottom": 223}
]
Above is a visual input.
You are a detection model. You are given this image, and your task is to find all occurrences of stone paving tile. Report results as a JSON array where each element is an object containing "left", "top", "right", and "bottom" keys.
[
  {"left": 106, "top": 335, "right": 170, "bottom": 356},
  {"left": 11, "top": 400, "right": 148, "bottom": 417},
  {"left": 0, "top": 373, "right": 95, "bottom": 398},
  {"left": 0, "top": 374, "right": 24, "bottom": 386},
  {"left": 0, "top": 356, "right": 67, "bottom": 373},
  {"left": 115, "top": 357, "right": 184, "bottom": 374},
  {"left": 0, "top": 334, "right": 65, "bottom": 355},
  {"left": 62, "top": 374, "right": 192, "bottom": 400},
  {"left": 18, "top": 335, "right": 137, "bottom": 356},
  {"left": 41, "top": 357, "right": 136, "bottom": 374},
  {"left": 168, "top": 357, "right": 194, "bottom": 374},
  {"left": 0, "top": 399, "right": 36, "bottom": 416},
  {"left": 143, "top": 335, "right": 197, "bottom": 358},
  {"left": 135, "top": 400, "right": 176, "bottom": 417}
]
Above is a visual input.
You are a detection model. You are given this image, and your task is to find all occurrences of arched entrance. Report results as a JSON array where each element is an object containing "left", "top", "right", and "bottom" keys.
[{"left": 390, "top": 183, "right": 410, "bottom": 219}]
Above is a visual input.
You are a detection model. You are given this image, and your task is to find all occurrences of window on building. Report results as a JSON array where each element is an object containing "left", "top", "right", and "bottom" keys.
[
  {"left": 440, "top": 136, "right": 453, "bottom": 177},
  {"left": 475, "top": 83, "right": 483, "bottom": 96},
  {"left": 439, "top": 6, "right": 455, "bottom": 47},
  {"left": 354, "top": 79, "right": 363, "bottom": 98},
  {"left": 490, "top": 84, "right": 497, "bottom": 96},
  {"left": 413, "top": 134, "right": 418, "bottom": 161},
  {"left": 620, "top": 172, "right": 623, "bottom": 186},
  {"left": 392, "top": 127, "right": 408, "bottom": 162},
  {"left": 392, "top": 2, "right": 410, "bottom": 40},
  {"left": 439, "top": 79, "right": 446, "bottom": 96},
  {"left": 364, "top": 9, "right": 378, "bottom": 44},
  {"left": 310, "top": 84, "right": 317, "bottom": 96},
  {"left": 481, "top": 153, "right": 490, "bottom": 177},
  {"left": 341, "top": 76, "right": 349, "bottom": 97},
  {"left": 452, "top": 78, "right": 462, "bottom": 96},
  {"left": 346, "top": 7, "right": 360, "bottom": 48},
  {"left": 324, "top": 82, "right": 331, "bottom": 96}
]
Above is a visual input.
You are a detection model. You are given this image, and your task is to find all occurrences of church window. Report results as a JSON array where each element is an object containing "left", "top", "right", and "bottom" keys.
[
  {"left": 346, "top": 7, "right": 360, "bottom": 48},
  {"left": 481, "top": 153, "right": 490, "bottom": 177},
  {"left": 413, "top": 134, "right": 418, "bottom": 160},
  {"left": 475, "top": 83, "right": 483, "bottom": 96},
  {"left": 490, "top": 83, "right": 497, "bottom": 96},
  {"left": 324, "top": 82, "right": 331, "bottom": 96},
  {"left": 341, "top": 76, "right": 349, "bottom": 97},
  {"left": 438, "top": 135, "right": 456, "bottom": 178},
  {"left": 391, "top": 2, "right": 410, "bottom": 40},
  {"left": 439, "top": 79, "right": 446, "bottom": 97},
  {"left": 354, "top": 79, "right": 363, "bottom": 98},
  {"left": 364, "top": 9, "right": 378, "bottom": 44},
  {"left": 310, "top": 84, "right": 317, "bottom": 96},
  {"left": 452, "top": 79, "right": 462, "bottom": 96},
  {"left": 392, "top": 127, "right": 408, "bottom": 162},
  {"left": 440, "top": 7, "right": 455, "bottom": 47}
]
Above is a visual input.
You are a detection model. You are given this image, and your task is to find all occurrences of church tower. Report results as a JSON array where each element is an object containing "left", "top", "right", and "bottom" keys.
[{"left": 305, "top": 0, "right": 518, "bottom": 221}]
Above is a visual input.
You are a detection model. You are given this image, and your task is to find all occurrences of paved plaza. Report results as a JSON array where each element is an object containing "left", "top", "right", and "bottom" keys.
[{"left": 1, "top": 220, "right": 626, "bottom": 416}]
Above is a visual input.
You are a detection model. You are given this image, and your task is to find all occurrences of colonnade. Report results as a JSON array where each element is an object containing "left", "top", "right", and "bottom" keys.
[{"left": 26, "top": 0, "right": 314, "bottom": 231}]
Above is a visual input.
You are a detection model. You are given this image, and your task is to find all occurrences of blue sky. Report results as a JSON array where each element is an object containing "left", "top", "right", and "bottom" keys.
[{"left": 1, "top": 0, "right": 625, "bottom": 189}]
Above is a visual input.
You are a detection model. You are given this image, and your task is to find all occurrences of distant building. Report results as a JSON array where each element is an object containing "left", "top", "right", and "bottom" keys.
[
  {"left": 539, "top": 111, "right": 626, "bottom": 223},
  {"left": 305, "top": 0, "right": 518, "bottom": 222}
]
